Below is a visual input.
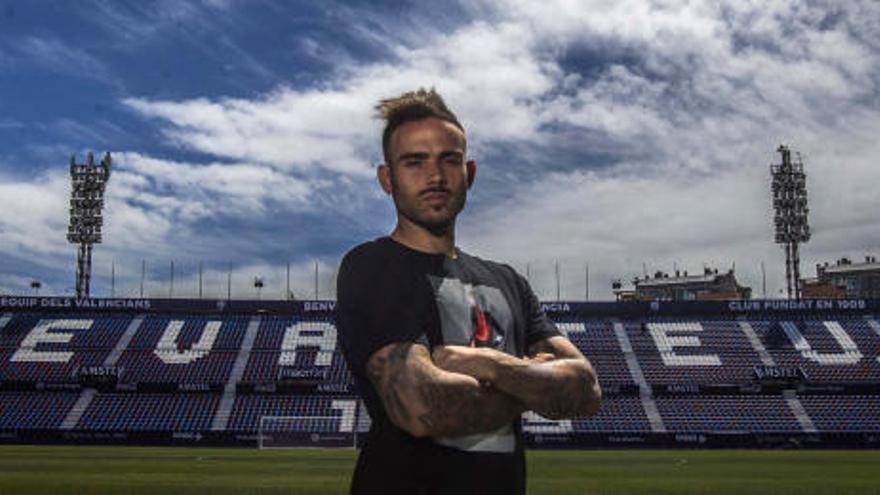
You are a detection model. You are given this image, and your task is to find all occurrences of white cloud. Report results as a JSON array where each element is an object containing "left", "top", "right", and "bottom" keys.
[
  {"left": 124, "top": 91, "right": 378, "bottom": 176},
  {"left": 0, "top": 172, "right": 70, "bottom": 262},
  {"left": 98, "top": 152, "right": 325, "bottom": 260},
  {"left": 120, "top": 1, "right": 880, "bottom": 176},
  {"left": 122, "top": 16, "right": 559, "bottom": 174},
  {"left": 16, "top": 0, "right": 878, "bottom": 301},
  {"left": 449, "top": 0, "right": 880, "bottom": 299},
  {"left": 0, "top": 151, "right": 324, "bottom": 281},
  {"left": 113, "top": 153, "right": 314, "bottom": 216}
]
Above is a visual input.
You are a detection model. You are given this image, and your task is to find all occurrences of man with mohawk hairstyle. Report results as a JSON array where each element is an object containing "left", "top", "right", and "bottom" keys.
[{"left": 336, "top": 88, "right": 600, "bottom": 494}]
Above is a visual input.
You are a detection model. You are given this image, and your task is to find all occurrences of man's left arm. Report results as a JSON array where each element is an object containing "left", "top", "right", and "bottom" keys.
[{"left": 433, "top": 336, "right": 601, "bottom": 420}]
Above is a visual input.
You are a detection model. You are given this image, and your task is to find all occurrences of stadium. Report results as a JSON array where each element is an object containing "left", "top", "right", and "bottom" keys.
[
  {"left": 4, "top": 2, "right": 880, "bottom": 494},
  {"left": 2, "top": 293, "right": 880, "bottom": 493}
]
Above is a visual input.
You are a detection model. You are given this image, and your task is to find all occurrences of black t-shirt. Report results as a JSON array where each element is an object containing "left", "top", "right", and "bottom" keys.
[{"left": 336, "top": 237, "right": 560, "bottom": 494}]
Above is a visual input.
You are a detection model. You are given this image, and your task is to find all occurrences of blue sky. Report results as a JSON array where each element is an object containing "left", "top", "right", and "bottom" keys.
[{"left": 1, "top": 0, "right": 879, "bottom": 300}]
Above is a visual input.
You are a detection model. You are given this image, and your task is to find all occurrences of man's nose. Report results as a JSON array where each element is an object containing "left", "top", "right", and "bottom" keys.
[{"left": 424, "top": 158, "right": 446, "bottom": 184}]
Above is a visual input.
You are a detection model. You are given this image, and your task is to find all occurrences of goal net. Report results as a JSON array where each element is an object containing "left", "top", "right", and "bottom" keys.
[{"left": 257, "top": 399, "right": 371, "bottom": 449}]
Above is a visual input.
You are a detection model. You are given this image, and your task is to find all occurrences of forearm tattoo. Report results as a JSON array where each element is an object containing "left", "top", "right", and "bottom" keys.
[
  {"left": 366, "top": 342, "right": 414, "bottom": 425},
  {"left": 367, "top": 343, "right": 522, "bottom": 436},
  {"left": 511, "top": 339, "right": 600, "bottom": 419},
  {"left": 415, "top": 374, "right": 521, "bottom": 437}
]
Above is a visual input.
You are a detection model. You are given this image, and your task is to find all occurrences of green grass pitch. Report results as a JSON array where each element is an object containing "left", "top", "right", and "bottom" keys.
[{"left": 1, "top": 445, "right": 879, "bottom": 494}]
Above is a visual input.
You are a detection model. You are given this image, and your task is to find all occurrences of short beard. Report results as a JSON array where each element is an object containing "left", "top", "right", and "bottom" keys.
[
  {"left": 404, "top": 210, "right": 455, "bottom": 237},
  {"left": 395, "top": 196, "right": 462, "bottom": 237},
  {"left": 391, "top": 179, "right": 465, "bottom": 237}
]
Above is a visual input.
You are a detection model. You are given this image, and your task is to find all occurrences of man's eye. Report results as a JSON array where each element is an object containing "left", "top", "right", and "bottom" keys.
[{"left": 404, "top": 160, "right": 421, "bottom": 167}]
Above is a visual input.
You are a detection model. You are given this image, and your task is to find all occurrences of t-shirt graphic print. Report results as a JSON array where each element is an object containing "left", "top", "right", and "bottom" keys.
[{"left": 428, "top": 275, "right": 516, "bottom": 453}]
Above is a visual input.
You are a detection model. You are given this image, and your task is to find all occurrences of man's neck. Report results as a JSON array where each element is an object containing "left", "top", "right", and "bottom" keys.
[{"left": 390, "top": 220, "right": 457, "bottom": 258}]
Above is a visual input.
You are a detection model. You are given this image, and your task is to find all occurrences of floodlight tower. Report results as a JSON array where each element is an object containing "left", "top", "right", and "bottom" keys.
[
  {"left": 770, "top": 145, "right": 810, "bottom": 299},
  {"left": 67, "top": 152, "right": 112, "bottom": 299}
]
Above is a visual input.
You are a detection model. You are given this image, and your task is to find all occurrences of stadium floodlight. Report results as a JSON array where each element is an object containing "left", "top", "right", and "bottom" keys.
[
  {"left": 770, "top": 145, "right": 810, "bottom": 300},
  {"left": 67, "top": 152, "right": 112, "bottom": 299}
]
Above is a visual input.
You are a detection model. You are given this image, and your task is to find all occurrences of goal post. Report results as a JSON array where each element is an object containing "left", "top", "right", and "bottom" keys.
[{"left": 257, "top": 399, "right": 365, "bottom": 449}]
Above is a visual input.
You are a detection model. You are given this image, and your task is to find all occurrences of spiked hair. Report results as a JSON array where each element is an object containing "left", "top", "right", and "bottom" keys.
[{"left": 376, "top": 88, "right": 465, "bottom": 163}]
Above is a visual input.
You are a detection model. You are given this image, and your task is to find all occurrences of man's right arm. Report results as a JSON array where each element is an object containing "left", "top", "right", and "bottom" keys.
[{"left": 366, "top": 341, "right": 524, "bottom": 438}]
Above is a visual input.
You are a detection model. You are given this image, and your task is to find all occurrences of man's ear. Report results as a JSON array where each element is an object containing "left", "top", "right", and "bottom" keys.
[
  {"left": 466, "top": 159, "right": 476, "bottom": 189},
  {"left": 377, "top": 163, "right": 393, "bottom": 194}
]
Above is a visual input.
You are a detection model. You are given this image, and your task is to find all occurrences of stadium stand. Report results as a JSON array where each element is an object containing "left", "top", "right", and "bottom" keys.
[
  {"left": 0, "top": 391, "right": 80, "bottom": 430},
  {"left": 78, "top": 393, "right": 219, "bottom": 432},
  {"left": 799, "top": 395, "right": 880, "bottom": 432},
  {"left": 227, "top": 395, "right": 358, "bottom": 432},
  {"left": 568, "top": 397, "right": 652, "bottom": 433},
  {"left": 1, "top": 296, "right": 879, "bottom": 448},
  {"left": 654, "top": 396, "right": 802, "bottom": 433}
]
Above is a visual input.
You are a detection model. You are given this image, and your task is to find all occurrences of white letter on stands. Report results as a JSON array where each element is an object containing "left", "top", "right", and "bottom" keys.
[
  {"left": 11, "top": 319, "right": 92, "bottom": 363},
  {"left": 154, "top": 320, "right": 222, "bottom": 364},
  {"left": 648, "top": 322, "right": 722, "bottom": 366},
  {"left": 521, "top": 411, "right": 574, "bottom": 434},
  {"left": 556, "top": 322, "right": 586, "bottom": 339},
  {"left": 331, "top": 399, "right": 357, "bottom": 433},
  {"left": 781, "top": 321, "right": 862, "bottom": 365},
  {"left": 278, "top": 321, "right": 337, "bottom": 367}
]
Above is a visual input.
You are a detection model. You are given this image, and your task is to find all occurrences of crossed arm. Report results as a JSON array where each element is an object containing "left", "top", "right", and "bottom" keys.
[
  {"left": 366, "top": 342, "right": 524, "bottom": 438},
  {"left": 433, "top": 336, "right": 601, "bottom": 420},
  {"left": 366, "top": 336, "right": 601, "bottom": 438}
]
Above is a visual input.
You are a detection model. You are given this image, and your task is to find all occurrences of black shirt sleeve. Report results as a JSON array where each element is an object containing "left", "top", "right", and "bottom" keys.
[
  {"left": 515, "top": 271, "right": 562, "bottom": 349},
  {"left": 336, "top": 243, "right": 431, "bottom": 381}
]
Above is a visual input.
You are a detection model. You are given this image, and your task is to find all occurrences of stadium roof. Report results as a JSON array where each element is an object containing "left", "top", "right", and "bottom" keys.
[
  {"left": 636, "top": 273, "right": 719, "bottom": 288},
  {"left": 822, "top": 261, "right": 880, "bottom": 275}
]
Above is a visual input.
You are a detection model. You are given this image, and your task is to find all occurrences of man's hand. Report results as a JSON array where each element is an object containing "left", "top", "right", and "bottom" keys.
[{"left": 526, "top": 352, "right": 556, "bottom": 363}]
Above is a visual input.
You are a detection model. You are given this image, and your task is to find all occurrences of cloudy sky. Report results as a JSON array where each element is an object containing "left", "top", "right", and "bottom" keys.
[{"left": 1, "top": 0, "right": 878, "bottom": 301}]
